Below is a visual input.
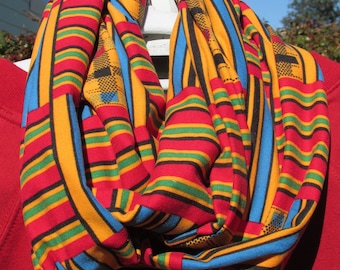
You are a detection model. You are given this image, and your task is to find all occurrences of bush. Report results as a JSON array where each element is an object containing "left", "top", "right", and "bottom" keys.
[
  {"left": 0, "top": 30, "right": 36, "bottom": 62},
  {"left": 278, "top": 20, "right": 340, "bottom": 62}
]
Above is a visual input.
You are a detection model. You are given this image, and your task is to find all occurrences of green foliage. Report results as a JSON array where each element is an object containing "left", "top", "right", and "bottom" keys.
[
  {"left": 282, "top": 0, "right": 340, "bottom": 28},
  {"left": 0, "top": 30, "right": 36, "bottom": 62},
  {"left": 279, "top": 0, "right": 340, "bottom": 62}
]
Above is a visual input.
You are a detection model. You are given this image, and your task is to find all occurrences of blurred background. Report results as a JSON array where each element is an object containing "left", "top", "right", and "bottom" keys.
[{"left": 0, "top": 0, "right": 45, "bottom": 35}]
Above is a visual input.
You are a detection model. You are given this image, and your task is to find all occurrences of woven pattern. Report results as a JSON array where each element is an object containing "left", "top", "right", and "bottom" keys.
[{"left": 20, "top": 0, "right": 329, "bottom": 269}]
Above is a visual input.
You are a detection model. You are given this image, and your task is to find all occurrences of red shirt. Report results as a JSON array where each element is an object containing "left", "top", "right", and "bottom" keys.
[
  {"left": 287, "top": 53, "right": 340, "bottom": 269},
  {"left": 0, "top": 59, "right": 33, "bottom": 269}
]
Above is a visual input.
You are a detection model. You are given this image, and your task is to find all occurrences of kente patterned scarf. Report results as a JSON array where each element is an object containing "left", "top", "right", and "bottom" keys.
[{"left": 20, "top": 0, "right": 330, "bottom": 269}]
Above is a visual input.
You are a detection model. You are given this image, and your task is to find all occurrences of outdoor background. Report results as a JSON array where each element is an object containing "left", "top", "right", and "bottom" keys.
[{"left": 0, "top": 1, "right": 288, "bottom": 34}]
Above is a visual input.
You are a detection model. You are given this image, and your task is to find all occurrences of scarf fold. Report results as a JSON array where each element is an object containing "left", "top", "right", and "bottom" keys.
[{"left": 20, "top": 0, "right": 330, "bottom": 269}]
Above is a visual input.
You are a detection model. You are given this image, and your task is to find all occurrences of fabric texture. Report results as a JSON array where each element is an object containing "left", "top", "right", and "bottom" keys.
[
  {"left": 0, "top": 58, "right": 33, "bottom": 269},
  {"left": 20, "top": 0, "right": 330, "bottom": 269},
  {"left": 287, "top": 52, "right": 340, "bottom": 270}
]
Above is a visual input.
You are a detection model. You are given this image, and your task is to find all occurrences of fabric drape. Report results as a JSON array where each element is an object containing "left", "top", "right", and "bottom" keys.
[{"left": 20, "top": 0, "right": 330, "bottom": 269}]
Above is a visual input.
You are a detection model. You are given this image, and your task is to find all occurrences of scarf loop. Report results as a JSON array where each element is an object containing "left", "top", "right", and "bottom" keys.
[{"left": 20, "top": 0, "right": 330, "bottom": 269}]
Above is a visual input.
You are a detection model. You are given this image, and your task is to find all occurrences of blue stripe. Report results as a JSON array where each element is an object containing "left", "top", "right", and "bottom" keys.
[
  {"left": 22, "top": 38, "right": 43, "bottom": 127},
  {"left": 172, "top": 21, "right": 187, "bottom": 96},
  {"left": 81, "top": 104, "right": 92, "bottom": 120},
  {"left": 73, "top": 252, "right": 111, "bottom": 269},
  {"left": 214, "top": 0, "right": 248, "bottom": 88},
  {"left": 181, "top": 231, "right": 299, "bottom": 269},
  {"left": 317, "top": 62, "right": 324, "bottom": 82},
  {"left": 249, "top": 96, "right": 273, "bottom": 222},
  {"left": 55, "top": 262, "right": 65, "bottom": 270},
  {"left": 127, "top": 206, "right": 154, "bottom": 226},
  {"left": 164, "top": 228, "right": 198, "bottom": 245},
  {"left": 284, "top": 199, "right": 301, "bottom": 229},
  {"left": 109, "top": 0, "right": 135, "bottom": 22},
  {"left": 114, "top": 28, "right": 134, "bottom": 123},
  {"left": 153, "top": 214, "right": 181, "bottom": 234},
  {"left": 67, "top": 95, "right": 124, "bottom": 232}
]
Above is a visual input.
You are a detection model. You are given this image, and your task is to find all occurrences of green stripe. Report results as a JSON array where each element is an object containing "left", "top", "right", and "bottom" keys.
[
  {"left": 162, "top": 126, "right": 217, "bottom": 138},
  {"left": 145, "top": 179, "right": 211, "bottom": 204},
  {"left": 166, "top": 96, "right": 208, "bottom": 117},
  {"left": 24, "top": 188, "right": 67, "bottom": 221},
  {"left": 244, "top": 24, "right": 257, "bottom": 37},
  {"left": 122, "top": 35, "right": 146, "bottom": 48},
  {"left": 106, "top": 122, "right": 132, "bottom": 135},
  {"left": 55, "top": 50, "right": 89, "bottom": 64},
  {"left": 211, "top": 183, "right": 232, "bottom": 194},
  {"left": 246, "top": 52, "right": 260, "bottom": 66},
  {"left": 285, "top": 142, "right": 329, "bottom": 163},
  {"left": 232, "top": 154, "right": 247, "bottom": 170},
  {"left": 305, "top": 171, "right": 325, "bottom": 186},
  {"left": 262, "top": 72, "right": 271, "bottom": 80},
  {"left": 156, "top": 253, "right": 167, "bottom": 268},
  {"left": 279, "top": 176, "right": 301, "bottom": 191},
  {"left": 158, "top": 151, "right": 210, "bottom": 165},
  {"left": 213, "top": 90, "right": 230, "bottom": 100},
  {"left": 90, "top": 167, "right": 119, "bottom": 179},
  {"left": 281, "top": 89, "right": 327, "bottom": 103},
  {"left": 57, "top": 28, "right": 96, "bottom": 43},
  {"left": 25, "top": 121, "right": 50, "bottom": 142},
  {"left": 21, "top": 153, "right": 55, "bottom": 184},
  {"left": 139, "top": 147, "right": 154, "bottom": 159},
  {"left": 54, "top": 73, "right": 83, "bottom": 89},
  {"left": 131, "top": 59, "right": 154, "bottom": 70},
  {"left": 35, "top": 223, "right": 86, "bottom": 260},
  {"left": 60, "top": 9, "right": 101, "bottom": 21},
  {"left": 85, "top": 135, "right": 110, "bottom": 144},
  {"left": 230, "top": 192, "right": 246, "bottom": 210},
  {"left": 283, "top": 116, "right": 329, "bottom": 132},
  {"left": 117, "top": 152, "right": 140, "bottom": 171},
  {"left": 119, "top": 189, "right": 131, "bottom": 211}
]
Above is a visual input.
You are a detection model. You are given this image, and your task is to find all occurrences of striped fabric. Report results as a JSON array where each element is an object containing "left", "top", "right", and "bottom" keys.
[{"left": 20, "top": 0, "right": 329, "bottom": 269}]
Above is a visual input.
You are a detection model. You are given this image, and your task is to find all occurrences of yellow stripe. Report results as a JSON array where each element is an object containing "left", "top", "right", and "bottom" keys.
[
  {"left": 55, "top": 47, "right": 89, "bottom": 66},
  {"left": 20, "top": 148, "right": 55, "bottom": 188},
  {"left": 39, "top": 3, "right": 61, "bottom": 106},
  {"left": 146, "top": 176, "right": 212, "bottom": 210},
  {"left": 25, "top": 196, "right": 69, "bottom": 225},
  {"left": 59, "top": 7, "right": 101, "bottom": 21},
  {"left": 24, "top": 118, "right": 50, "bottom": 145},
  {"left": 53, "top": 71, "right": 83, "bottom": 90},
  {"left": 117, "top": 150, "right": 141, "bottom": 175},
  {"left": 53, "top": 95, "right": 117, "bottom": 242},
  {"left": 261, "top": 149, "right": 280, "bottom": 222},
  {"left": 34, "top": 220, "right": 87, "bottom": 265},
  {"left": 86, "top": 246, "right": 120, "bottom": 268}
]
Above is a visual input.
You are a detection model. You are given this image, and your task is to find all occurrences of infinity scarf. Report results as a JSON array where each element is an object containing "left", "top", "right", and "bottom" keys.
[{"left": 20, "top": 0, "right": 330, "bottom": 269}]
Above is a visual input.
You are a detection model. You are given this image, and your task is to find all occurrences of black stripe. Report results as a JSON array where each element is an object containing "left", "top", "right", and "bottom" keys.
[
  {"left": 275, "top": 54, "right": 298, "bottom": 64},
  {"left": 186, "top": 9, "right": 211, "bottom": 105},
  {"left": 281, "top": 98, "right": 328, "bottom": 110},
  {"left": 22, "top": 180, "right": 64, "bottom": 207},
  {"left": 277, "top": 187, "right": 296, "bottom": 198},
  {"left": 156, "top": 160, "right": 207, "bottom": 184},
  {"left": 145, "top": 190, "right": 215, "bottom": 215},
  {"left": 159, "top": 136, "right": 221, "bottom": 151},
  {"left": 284, "top": 126, "right": 330, "bottom": 140},
  {"left": 165, "top": 107, "right": 209, "bottom": 123},
  {"left": 25, "top": 114, "right": 50, "bottom": 131},
  {"left": 301, "top": 182, "right": 323, "bottom": 192},
  {"left": 21, "top": 145, "right": 54, "bottom": 174},
  {"left": 31, "top": 216, "right": 79, "bottom": 246}
]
